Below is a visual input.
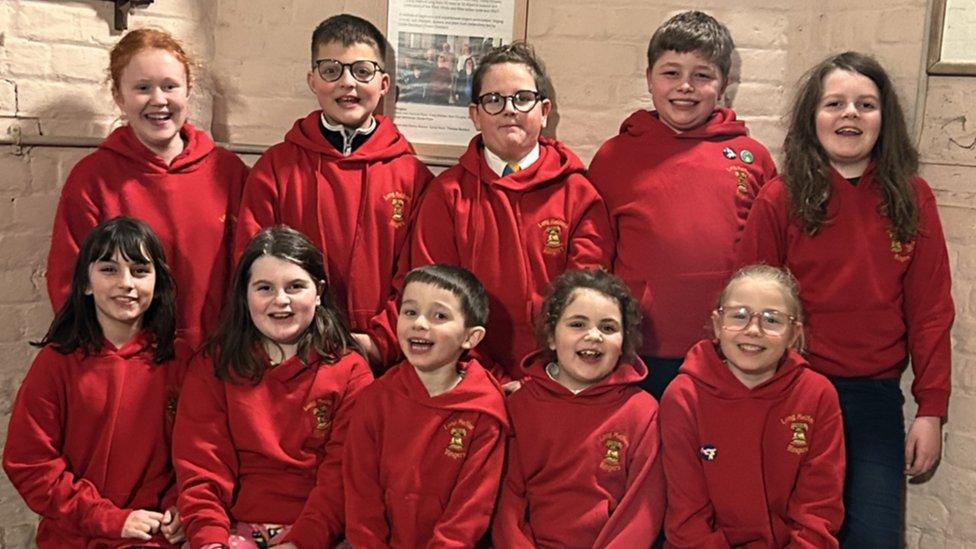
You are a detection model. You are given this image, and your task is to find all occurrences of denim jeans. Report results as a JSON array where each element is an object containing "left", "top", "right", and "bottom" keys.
[
  {"left": 831, "top": 376, "right": 906, "bottom": 548},
  {"left": 639, "top": 356, "right": 685, "bottom": 402}
]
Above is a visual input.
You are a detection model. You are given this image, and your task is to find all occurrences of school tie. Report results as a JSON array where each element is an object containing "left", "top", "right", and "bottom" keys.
[{"left": 502, "top": 162, "right": 521, "bottom": 176}]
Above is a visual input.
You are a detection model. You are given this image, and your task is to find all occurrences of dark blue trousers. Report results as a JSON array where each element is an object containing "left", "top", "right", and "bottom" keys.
[{"left": 831, "top": 377, "right": 906, "bottom": 548}]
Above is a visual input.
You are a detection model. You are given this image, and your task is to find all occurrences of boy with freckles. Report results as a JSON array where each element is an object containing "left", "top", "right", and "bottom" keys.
[
  {"left": 589, "top": 11, "right": 777, "bottom": 400},
  {"left": 235, "top": 14, "right": 432, "bottom": 368}
]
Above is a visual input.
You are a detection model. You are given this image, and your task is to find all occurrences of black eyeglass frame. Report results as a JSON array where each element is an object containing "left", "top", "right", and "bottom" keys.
[
  {"left": 475, "top": 90, "right": 546, "bottom": 115},
  {"left": 312, "top": 59, "right": 386, "bottom": 83}
]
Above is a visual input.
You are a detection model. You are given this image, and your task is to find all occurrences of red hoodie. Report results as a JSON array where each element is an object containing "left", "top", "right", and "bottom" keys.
[
  {"left": 660, "top": 341, "right": 845, "bottom": 548},
  {"left": 173, "top": 350, "right": 373, "bottom": 549},
  {"left": 47, "top": 124, "right": 248, "bottom": 347},
  {"left": 493, "top": 352, "right": 664, "bottom": 548},
  {"left": 235, "top": 113, "right": 433, "bottom": 366},
  {"left": 3, "top": 333, "right": 190, "bottom": 548},
  {"left": 343, "top": 359, "right": 509, "bottom": 548},
  {"left": 737, "top": 169, "right": 954, "bottom": 418},
  {"left": 411, "top": 136, "right": 612, "bottom": 381},
  {"left": 589, "top": 109, "right": 776, "bottom": 358}
]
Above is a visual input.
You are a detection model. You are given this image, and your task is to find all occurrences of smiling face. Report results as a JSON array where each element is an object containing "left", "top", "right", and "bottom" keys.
[
  {"left": 308, "top": 40, "right": 390, "bottom": 130},
  {"left": 87, "top": 249, "right": 156, "bottom": 344},
  {"left": 646, "top": 49, "right": 725, "bottom": 132},
  {"left": 548, "top": 288, "right": 624, "bottom": 393},
  {"left": 815, "top": 68, "right": 882, "bottom": 178},
  {"left": 113, "top": 48, "right": 189, "bottom": 161},
  {"left": 247, "top": 255, "right": 321, "bottom": 361},
  {"left": 468, "top": 62, "right": 551, "bottom": 163},
  {"left": 712, "top": 278, "right": 800, "bottom": 389},
  {"left": 398, "top": 281, "right": 485, "bottom": 373}
]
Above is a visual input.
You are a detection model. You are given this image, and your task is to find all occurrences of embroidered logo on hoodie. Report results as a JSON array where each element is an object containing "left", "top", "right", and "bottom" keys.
[
  {"left": 384, "top": 191, "right": 410, "bottom": 228},
  {"left": 444, "top": 418, "right": 475, "bottom": 459},
  {"left": 886, "top": 230, "right": 915, "bottom": 263},
  {"left": 538, "top": 217, "right": 568, "bottom": 255},
  {"left": 304, "top": 397, "right": 334, "bottom": 437},
  {"left": 782, "top": 413, "right": 814, "bottom": 454},
  {"left": 599, "top": 432, "right": 627, "bottom": 472}
]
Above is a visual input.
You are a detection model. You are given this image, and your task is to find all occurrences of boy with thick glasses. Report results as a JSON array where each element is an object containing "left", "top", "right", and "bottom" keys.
[
  {"left": 235, "top": 14, "right": 432, "bottom": 368},
  {"left": 589, "top": 11, "right": 778, "bottom": 401},
  {"left": 410, "top": 42, "right": 612, "bottom": 387}
]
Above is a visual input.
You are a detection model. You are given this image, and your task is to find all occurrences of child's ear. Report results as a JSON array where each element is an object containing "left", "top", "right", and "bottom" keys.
[
  {"left": 710, "top": 310, "right": 722, "bottom": 340},
  {"left": 540, "top": 98, "right": 552, "bottom": 128},
  {"left": 468, "top": 104, "right": 482, "bottom": 131},
  {"left": 460, "top": 326, "right": 486, "bottom": 350},
  {"left": 645, "top": 66, "right": 654, "bottom": 96},
  {"left": 378, "top": 71, "right": 391, "bottom": 97},
  {"left": 306, "top": 70, "right": 317, "bottom": 94},
  {"left": 788, "top": 321, "right": 805, "bottom": 351},
  {"left": 547, "top": 334, "right": 556, "bottom": 352},
  {"left": 316, "top": 280, "right": 326, "bottom": 303}
]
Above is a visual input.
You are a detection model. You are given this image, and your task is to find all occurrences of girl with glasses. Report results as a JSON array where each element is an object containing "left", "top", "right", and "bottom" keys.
[
  {"left": 410, "top": 42, "right": 613, "bottom": 390},
  {"left": 660, "top": 264, "right": 845, "bottom": 547}
]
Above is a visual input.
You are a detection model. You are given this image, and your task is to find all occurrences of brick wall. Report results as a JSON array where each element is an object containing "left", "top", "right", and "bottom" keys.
[{"left": 0, "top": 0, "right": 972, "bottom": 547}]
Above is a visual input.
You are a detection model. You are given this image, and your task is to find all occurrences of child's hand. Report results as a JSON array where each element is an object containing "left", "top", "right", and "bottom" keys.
[
  {"left": 121, "top": 509, "right": 164, "bottom": 540},
  {"left": 160, "top": 506, "right": 186, "bottom": 543},
  {"left": 352, "top": 332, "right": 381, "bottom": 364},
  {"left": 501, "top": 380, "right": 522, "bottom": 394},
  {"left": 905, "top": 415, "right": 942, "bottom": 477}
]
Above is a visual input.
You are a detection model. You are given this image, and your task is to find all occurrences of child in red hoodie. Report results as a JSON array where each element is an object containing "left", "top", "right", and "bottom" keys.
[
  {"left": 411, "top": 43, "right": 612, "bottom": 386},
  {"left": 5, "top": 217, "right": 188, "bottom": 548},
  {"left": 493, "top": 269, "right": 664, "bottom": 547},
  {"left": 588, "top": 11, "right": 777, "bottom": 399},
  {"left": 738, "top": 52, "right": 954, "bottom": 546},
  {"left": 343, "top": 264, "right": 509, "bottom": 547},
  {"left": 660, "top": 265, "right": 845, "bottom": 548},
  {"left": 235, "top": 14, "right": 433, "bottom": 367},
  {"left": 173, "top": 227, "right": 373, "bottom": 549},
  {"left": 47, "top": 29, "right": 248, "bottom": 347}
]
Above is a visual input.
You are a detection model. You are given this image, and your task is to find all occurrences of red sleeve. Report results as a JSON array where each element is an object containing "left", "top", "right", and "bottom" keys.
[
  {"left": 342, "top": 389, "right": 391, "bottom": 548},
  {"left": 410, "top": 179, "right": 460, "bottom": 268},
  {"left": 233, "top": 153, "right": 281, "bottom": 258},
  {"left": 1, "top": 350, "right": 130, "bottom": 539},
  {"left": 659, "top": 385, "right": 731, "bottom": 549},
  {"left": 364, "top": 168, "right": 433, "bottom": 367},
  {"left": 566, "top": 185, "right": 614, "bottom": 271},
  {"left": 285, "top": 358, "right": 375, "bottom": 548},
  {"left": 736, "top": 184, "right": 789, "bottom": 270},
  {"left": 786, "top": 384, "right": 845, "bottom": 548},
  {"left": 595, "top": 404, "right": 665, "bottom": 548},
  {"left": 491, "top": 434, "right": 537, "bottom": 547},
  {"left": 903, "top": 182, "right": 954, "bottom": 418},
  {"left": 173, "top": 358, "right": 237, "bottom": 546},
  {"left": 47, "top": 166, "right": 101, "bottom": 312},
  {"left": 427, "top": 415, "right": 506, "bottom": 548}
]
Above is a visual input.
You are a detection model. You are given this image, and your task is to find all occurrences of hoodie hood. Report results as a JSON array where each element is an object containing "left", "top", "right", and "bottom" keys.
[
  {"left": 384, "top": 359, "right": 510, "bottom": 429},
  {"left": 284, "top": 112, "right": 414, "bottom": 163},
  {"left": 99, "top": 122, "right": 216, "bottom": 173},
  {"left": 618, "top": 107, "right": 748, "bottom": 141},
  {"left": 457, "top": 134, "right": 585, "bottom": 192},
  {"left": 518, "top": 349, "right": 648, "bottom": 401},
  {"left": 679, "top": 340, "right": 806, "bottom": 400}
]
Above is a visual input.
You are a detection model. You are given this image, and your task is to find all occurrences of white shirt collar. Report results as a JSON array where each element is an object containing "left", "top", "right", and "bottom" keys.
[
  {"left": 320, "top": 114, "right": 377, "bottom": 156},
  {"left": 484, "top": 142, "right": 540, "bottom": 176}
]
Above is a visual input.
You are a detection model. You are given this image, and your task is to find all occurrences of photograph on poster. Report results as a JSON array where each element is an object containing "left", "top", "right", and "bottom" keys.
[{"left": 396, "top": 33, "right": 503, "bottom": 107}]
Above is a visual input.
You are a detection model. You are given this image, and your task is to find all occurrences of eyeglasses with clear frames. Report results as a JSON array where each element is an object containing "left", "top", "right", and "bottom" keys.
[
  {"left": 475, "top": 90, "right": 545, "bottom": 115},
  {"left": 717, "top": 306, "right": 796, "bottom": 335},
  {"left": 313, "top": 59, "right": 385, "bottom": 83}
]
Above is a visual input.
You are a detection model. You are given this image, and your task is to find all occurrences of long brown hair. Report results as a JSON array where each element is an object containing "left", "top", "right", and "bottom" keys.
[
  {"left": 206, "top": 226, "right": 362, "bottom": 383},
  {"left": 783, "top": 51, "right": 918, "bottom": 242},
  {"left": 33, "top": 216, "right": 177, "bottom": 362}
]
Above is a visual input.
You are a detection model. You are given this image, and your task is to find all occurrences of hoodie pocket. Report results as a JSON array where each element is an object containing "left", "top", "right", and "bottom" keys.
[{"left": 384, "top": 488, "right": 446, "bottom": 545}]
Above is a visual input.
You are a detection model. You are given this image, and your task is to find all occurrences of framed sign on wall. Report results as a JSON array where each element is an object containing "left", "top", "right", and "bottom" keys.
[
  {"left": 927, "top": 0, "right": 976, "bottom": 76},
  {"left": 385, "top": 0, "right": 529, "bottom": 165}
]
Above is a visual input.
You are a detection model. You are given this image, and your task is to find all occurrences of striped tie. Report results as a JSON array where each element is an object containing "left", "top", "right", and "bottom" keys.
[{"left": 502, "top": 162, "right": 521, "bottom": 176}]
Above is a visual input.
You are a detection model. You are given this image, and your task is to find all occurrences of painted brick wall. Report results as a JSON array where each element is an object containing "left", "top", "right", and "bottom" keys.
[{"left": 0, "top": 0, "right": 972, "bottom": 547}]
